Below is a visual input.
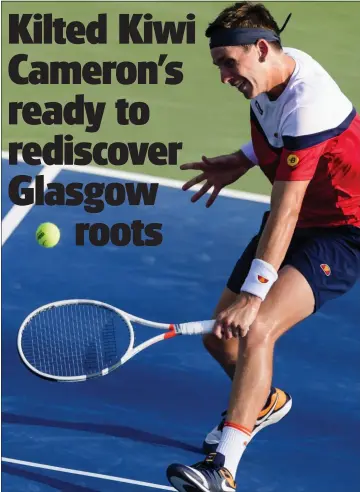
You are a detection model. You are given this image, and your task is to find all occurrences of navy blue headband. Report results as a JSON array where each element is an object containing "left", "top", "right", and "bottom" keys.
[
  {"left": 209, "top": 28, "right": 280, "bottom": 48},
  {"left": 209, "top": 13, "right": 292, "bottom": 49}
]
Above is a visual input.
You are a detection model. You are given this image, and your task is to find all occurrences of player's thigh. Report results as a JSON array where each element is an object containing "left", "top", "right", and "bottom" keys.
[
  {"left": 250, "top": 265, "right": 315, "bottom": 347},
  {"left": 284, "top": 227, "right": 360, "bottom": 312},
  {"left": 253, "top": 227, "right": 360, "bottom": 345}
]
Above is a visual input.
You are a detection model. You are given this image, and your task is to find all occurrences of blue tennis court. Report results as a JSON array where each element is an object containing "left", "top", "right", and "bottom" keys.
[{"left": 2, "top": 158, "right": 360, "bottom": 491}]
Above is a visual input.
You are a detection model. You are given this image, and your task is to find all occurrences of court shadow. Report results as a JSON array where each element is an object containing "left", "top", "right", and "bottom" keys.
[
  {"left": 2, "top": 412, "right": 202, "bottom": 454},
  {"left": 2, "top": 464, "right": 99, "bottom": 491}
]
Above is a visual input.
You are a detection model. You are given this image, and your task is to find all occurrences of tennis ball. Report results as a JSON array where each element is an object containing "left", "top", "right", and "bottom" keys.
[{"left": 36, "top": 222, "right": 60, "bottom": 248}]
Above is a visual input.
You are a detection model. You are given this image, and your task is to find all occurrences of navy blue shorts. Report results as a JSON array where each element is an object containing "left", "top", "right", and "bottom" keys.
[{"left": 227, "top": 212, "right": 360, "bottom": 311}]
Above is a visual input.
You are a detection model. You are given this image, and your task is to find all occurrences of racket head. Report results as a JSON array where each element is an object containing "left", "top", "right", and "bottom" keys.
[{"left": 17, "top": 300, "right": 134, "bottom": 382}]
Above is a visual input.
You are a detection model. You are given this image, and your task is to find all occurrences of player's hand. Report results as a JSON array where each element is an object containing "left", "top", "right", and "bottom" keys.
[
  {"left": 213, "top": 292, "right": 262, "bottom": 339},
  {"left": 180, "top": 153, "right": 248, "bottom": 207}
]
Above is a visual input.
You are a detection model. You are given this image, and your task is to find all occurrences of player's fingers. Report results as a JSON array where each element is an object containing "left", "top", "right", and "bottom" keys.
[
  {"left": 240, "top": 325, "right": 250, "bottom": 337},
  {"left": 216, "top": 316, "right": 232, "bottom": 340},
  {"left": 225, "top": 327, "right": 234, "bottom": 340},
  {"left": 225, "top": 321, "right": 236, "bottom": 340},
  {"left": 202, "top": 155, "right": 218, "bottom": 166},
  {"left": 234, "top": 326, "right": 242, "bottom": 338},
  {"left": 182, "top": 173, "right": 206, "bottom": 191},
  {"left": 213, "top": 322, "right": 223, "bottom": 339},
  {"left": 229, "top": 324, "right": 237, "bottom": 337},
  {"left": 202, "top": 155, "right": 226, "bottom": 167},
  {"left": 180, "top": 162, "right": 205, "bottom": 171},
  {"left": 206, "top": 187, "right": 221, "bottom": 208},
  {"left": 191, "top": 182, "right": 212, "bottom": 202}
]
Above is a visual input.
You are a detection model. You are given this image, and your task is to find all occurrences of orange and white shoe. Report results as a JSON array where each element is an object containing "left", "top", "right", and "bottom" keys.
[{"left": 202, "top": 387, "right": 292, "bottom": 454}]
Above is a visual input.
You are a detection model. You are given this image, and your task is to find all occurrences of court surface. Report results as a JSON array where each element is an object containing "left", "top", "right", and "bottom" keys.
[{"left": 2, "top": 158, "right": 360, "bottom": 491}]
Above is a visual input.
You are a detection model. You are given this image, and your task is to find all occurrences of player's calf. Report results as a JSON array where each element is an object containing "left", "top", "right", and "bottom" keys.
[{"left": 203, "top": 333, "right": 239, "bottom": 379}]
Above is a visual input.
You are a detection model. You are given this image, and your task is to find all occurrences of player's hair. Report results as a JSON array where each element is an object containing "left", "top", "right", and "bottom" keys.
[{"left": 205, "top": 1, "right": 283, "bottom": 51}]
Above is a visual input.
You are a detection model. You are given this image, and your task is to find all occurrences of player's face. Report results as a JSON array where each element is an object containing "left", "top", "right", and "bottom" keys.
[{"left": 211, "top": 45, "right": 268, "bottom": 99}]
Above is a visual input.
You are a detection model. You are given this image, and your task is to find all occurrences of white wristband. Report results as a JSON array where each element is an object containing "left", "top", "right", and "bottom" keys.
[
  {"left": 240, "top": 141, "right": 258, "bottom": 166},
  {"left": 241, "top": 259, "right": 278, "bottom": 301}
]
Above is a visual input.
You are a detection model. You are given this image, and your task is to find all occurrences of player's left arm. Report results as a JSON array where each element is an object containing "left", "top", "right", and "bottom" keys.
[
  {"left": 255, "top": 139, "right": 326, "bottom": 268},
  {"left": 213, "top": 148, "right": 320, "bottom": 339},
  {"left": 255, "top": 178, "right": 310, "bottom": 269}
]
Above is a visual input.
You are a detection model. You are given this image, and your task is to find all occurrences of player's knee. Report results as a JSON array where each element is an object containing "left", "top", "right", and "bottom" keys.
[
  {"left": 202, "top": 332, "right": 237, "bottom": 357},
  {"left": 244, "top": 317, "right": 275, "bottom": 351}
]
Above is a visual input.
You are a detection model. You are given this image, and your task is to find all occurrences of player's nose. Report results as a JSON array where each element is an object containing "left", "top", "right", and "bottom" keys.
[{"left": 220, "top": 68, "right": 232, "bottom": 85}]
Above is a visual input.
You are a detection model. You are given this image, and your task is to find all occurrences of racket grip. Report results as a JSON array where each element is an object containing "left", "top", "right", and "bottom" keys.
[{"left": 176, "top": 320, "right": 214, "bottom": 335}]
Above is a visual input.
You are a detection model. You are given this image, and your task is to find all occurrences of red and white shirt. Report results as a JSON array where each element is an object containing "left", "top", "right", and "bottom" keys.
[{"left": 247, "top": 47, "right": 360, "bottom": 228}]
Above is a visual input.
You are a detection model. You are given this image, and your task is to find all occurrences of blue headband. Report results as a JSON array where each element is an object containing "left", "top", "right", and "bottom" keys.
[
  {"left": 209, "top": 13, "right": 292, "bottom": 49},
  {"left": 209, "top": 28, "right": 280, "bottom": 48}
]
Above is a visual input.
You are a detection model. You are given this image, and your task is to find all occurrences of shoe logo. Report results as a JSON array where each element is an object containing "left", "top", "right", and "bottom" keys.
[
  {"left": 220, "top": 469, "right": 236, "bottom": 490},
  {"left": 256, "top": 392, "right": 279, "bottom": 425},
  {"left": 320, "top": 264, "right": 331, "bottom": 276}
]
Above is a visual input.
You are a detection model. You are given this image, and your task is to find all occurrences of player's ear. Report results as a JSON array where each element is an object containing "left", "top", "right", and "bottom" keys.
[{"left": 257, "top": 40, "right": 269, "bottom": 62}]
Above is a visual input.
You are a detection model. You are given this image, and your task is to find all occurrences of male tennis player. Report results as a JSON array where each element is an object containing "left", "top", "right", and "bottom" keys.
[{"left": 166, "top": 2, "right": 360, "bottom": 491}]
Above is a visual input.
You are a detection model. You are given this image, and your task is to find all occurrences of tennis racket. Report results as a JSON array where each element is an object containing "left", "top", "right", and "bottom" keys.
[{"left": 17, "top": 299, "right": 214, "bottom": 382}]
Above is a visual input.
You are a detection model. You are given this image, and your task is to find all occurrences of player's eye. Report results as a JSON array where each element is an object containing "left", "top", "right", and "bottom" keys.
[{"left": 224, "top": 58, "right": 236, "bottom": 69}]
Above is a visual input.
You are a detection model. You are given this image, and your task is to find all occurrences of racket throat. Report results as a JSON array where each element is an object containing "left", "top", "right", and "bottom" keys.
[{"left": 164, "top": 324, "right": 179, "bottom": 339}]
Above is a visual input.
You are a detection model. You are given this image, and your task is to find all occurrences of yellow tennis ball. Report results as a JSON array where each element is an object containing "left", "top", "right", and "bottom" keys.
[{"left": 36, "top": 222, "right": 60, "bottom": 248}]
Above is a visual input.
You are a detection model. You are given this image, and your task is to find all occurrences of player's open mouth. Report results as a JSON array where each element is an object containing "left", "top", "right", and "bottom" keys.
[{"left": 236, "top": 79, "right": 250, "bottom": 92}]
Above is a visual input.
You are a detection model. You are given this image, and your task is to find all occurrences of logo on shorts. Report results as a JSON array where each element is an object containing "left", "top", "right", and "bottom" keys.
[
  {"left": 257, "top": 275, "right": 269, "bottom": 283},
  {"left": 287, "top": 154, "right": 299, "bottom": 167},
  {"left": 320, "top": 264, "right": 331, "bottom": 276}
]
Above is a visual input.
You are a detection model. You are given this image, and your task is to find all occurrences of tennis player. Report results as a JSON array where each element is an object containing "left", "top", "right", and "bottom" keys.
[{"left": 167, "top": 2, "right": 360, "bottom": 491}]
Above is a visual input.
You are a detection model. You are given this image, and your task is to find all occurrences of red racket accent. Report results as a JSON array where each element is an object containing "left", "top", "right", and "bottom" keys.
[{"left": 164, "top": 324, "right": 177, "bottom": 339}]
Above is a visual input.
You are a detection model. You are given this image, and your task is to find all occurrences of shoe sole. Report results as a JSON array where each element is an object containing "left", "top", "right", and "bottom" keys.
[
  {"left": 167, "top": 464, "right": 209, "bottom": 492},
  {"left": 202, "top": 395, "right": 292, "bottom": 454}
]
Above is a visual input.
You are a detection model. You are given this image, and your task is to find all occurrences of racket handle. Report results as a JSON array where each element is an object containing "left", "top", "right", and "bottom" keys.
[{"left": 176, "top": 320, "right": 214, "bottom": 335}]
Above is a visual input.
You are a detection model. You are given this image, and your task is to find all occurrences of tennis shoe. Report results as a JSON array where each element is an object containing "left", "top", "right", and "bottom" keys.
[
  {"left": 167, "top": 452, "right": 236, "bottom": 492},
  {"left": 202, "top": 387, "right": 292, "bottom": 454}
]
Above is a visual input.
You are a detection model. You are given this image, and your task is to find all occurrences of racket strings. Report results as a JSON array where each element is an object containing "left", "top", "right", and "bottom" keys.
[{"left": 21, "top": 304, "right": 131, "bottom": 378}]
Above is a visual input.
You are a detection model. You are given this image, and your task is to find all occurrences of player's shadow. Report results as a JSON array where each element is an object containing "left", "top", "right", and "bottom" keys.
[
  {"left": 2, "top": 464, "right": 99, "bottom": 491},
  {"left": 2, "top": 412, "right": 202, "bottom": 454}
]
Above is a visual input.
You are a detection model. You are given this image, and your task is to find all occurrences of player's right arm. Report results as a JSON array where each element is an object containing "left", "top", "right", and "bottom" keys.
[{"left": 180, "top": 143, "right": 257, "bottom": 207}]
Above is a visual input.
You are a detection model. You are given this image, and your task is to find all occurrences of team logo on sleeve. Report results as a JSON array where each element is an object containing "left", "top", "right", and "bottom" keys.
[
  {"left": 257, "top": 275, "right": 269, "bottom": 283},
  {"left": 320, "top": 264, "right": 331, "bottom": 276},
  {"left": 287, "top": 154, "right": 299, "bottom": 167}
]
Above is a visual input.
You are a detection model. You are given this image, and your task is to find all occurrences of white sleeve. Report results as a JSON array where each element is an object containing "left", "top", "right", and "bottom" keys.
[{"left": 240, "top": 141, "right": 258, "bottom": 166}]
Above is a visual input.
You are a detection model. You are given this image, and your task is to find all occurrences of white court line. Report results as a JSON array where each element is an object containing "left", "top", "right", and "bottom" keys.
[
  {"left": 2, "top": 457, "right": 176, "bottom": 491},
  {"left": 1, "top": 150, "right": 271, "bottom": 204},
  {"left": 1, "top": 164, "right": 62, "bottom": 246}
]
